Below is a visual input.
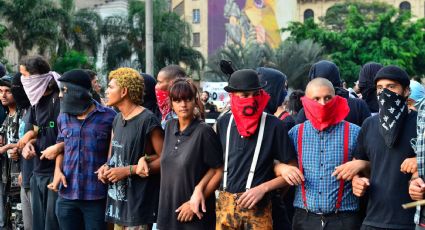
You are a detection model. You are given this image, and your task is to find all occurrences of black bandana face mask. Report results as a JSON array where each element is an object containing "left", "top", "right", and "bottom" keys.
[
  {"left": 59, "top": 82, "right": 93, "bottom": 116},
  {"left": 378, "top": 88, "right": 408, "bottom": 148}
]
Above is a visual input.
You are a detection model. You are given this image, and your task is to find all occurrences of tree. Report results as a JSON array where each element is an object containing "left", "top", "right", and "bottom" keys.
[
  {"left": 52, "top": 50, "right": 94, "bottom": 74},
  {"left": 283, "top": 5, "right": 425, "bottom": 84},
  {"left": 0, "top": 25, "right": 8, "bottom": 64},
  {"left": 102, "top": 0, "right": 204, "bottom": 76},
  {"left": 0, "top": 0, "right": 63, "bottom": 59}
]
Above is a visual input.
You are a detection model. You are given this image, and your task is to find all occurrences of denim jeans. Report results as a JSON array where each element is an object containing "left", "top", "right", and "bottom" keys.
[
  {"left": 56, "top": 196, "right": 107, "bottom": 230},
  {"left": 30, "top": 175, "right": 59, "bottom": 230},
  {"left": 0, "top": 182, "right": 5, "bottom": 227}
]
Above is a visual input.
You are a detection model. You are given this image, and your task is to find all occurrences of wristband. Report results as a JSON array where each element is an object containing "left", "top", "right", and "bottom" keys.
[
  {"left": 129, "top": 165, "right": 133, "bottom": 176},
  {"left": 145, "top": 154, "right": 151, "bottom": 163}
]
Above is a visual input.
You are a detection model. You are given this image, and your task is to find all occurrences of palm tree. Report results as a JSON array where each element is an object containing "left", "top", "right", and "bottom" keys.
[
  {"left": 102, "top": 0, "right": 204, "bottom": 75},
  {"left": 274, "top": 39, "right": 324, "bottom": 90},
  {"left": 0, "top": 0, "right": 63, "bottom": 59}
]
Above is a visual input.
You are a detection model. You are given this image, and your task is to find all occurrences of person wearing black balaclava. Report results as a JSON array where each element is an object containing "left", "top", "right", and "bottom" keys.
[
  {"left": 351, "top": 65, "right": 417, "bottom": 230},
  {"left": 296, "top": 60, "right": 371, "bottom": 127},
  {"left": 41, "top": 69, "right": 116, "bottom": 230},
  {"left": 358, "top": 62, "right": 383, "bottom": 114},
  {"left": 258, "top": 67, "right": 295, "bottom": 230},
  {"left": 10, "top": 72, "right": 34, "bottom": 230},
  {"left": 141, "top": 73, "right": 161, "bottom": 120}
]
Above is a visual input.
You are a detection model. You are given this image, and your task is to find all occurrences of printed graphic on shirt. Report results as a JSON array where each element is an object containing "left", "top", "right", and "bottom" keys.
[{"left": 107, "top": 140, "right": 127, "bottom": 203}]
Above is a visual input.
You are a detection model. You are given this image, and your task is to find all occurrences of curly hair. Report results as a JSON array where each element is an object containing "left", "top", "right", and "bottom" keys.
[{"left": 108, "top": 67, "right": 144, "bottom": 105}]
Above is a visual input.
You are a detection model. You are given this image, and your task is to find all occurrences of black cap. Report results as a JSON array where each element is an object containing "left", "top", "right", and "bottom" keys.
[
  {"left": 58, "top": 69, "right": 92, "bottom": 90},
  {"left": 374, "top": 65, "right": 410, "bottom": 87},
  {"left": 224, "top": 69, "right": 266, "bottom": 92}
]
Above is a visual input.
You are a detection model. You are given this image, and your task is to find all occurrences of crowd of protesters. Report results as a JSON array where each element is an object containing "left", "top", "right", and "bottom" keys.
[{"left": 0, "top": 54, "right": 423, "bottom": 230}]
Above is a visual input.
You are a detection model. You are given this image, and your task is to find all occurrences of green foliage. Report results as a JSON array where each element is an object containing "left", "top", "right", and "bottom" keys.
[
  {"left": 52, "top": 50, "right": 94, "bottom": 74},
  {"left": 0, "top": 25, "right": 8, "bottom": 63},
  {"left": 102, "top": 0, "right": 204, "bottom": 76},
  {"left": 283, "top": 4, "right": 425, "bottom": 84}
]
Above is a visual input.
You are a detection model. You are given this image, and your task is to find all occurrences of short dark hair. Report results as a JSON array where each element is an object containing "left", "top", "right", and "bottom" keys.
[
  {"left": 202, "top": 91, "right": 210, "bottom": 98},
  {"left": 20, "top": 55, "right": 50, "bottom": 75},
  {"left": 159, "top": 65, "right": 186, "bottom": 80},
  {"left": 288, "top": 90, "right": 305, "bottom": 114},
  {"left": 84, "top": 69, "right": 97, "bottom": 81}
]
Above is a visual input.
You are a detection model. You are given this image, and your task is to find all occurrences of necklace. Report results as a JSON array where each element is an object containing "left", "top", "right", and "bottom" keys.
[{"left": 122, "top": 105, "right": 139, "bottom": 120}]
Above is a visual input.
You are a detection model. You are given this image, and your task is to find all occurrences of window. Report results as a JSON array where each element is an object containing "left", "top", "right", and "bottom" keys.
[
  {"left": 304, "top": 9, "right": 314, "bottom": 22},
  {"left": 193, "top": 33, "right": 200, "bottom": 47},
  {"left": 193, "top": 9, "right": 200, "bottom": 24},
  {"left": 400, "top": 1, "right": 411, "bottom": 12}
]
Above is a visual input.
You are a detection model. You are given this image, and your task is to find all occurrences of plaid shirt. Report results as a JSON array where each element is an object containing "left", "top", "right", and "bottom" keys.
[
  {"left": 289, "top": 120, "right": 360, "bottom": 214},
  {"left": 57, "top": 102, "right": 116, "bottom": 200},
  {"left": 415, "top": 98, "right": 425, "bottom": 224}
]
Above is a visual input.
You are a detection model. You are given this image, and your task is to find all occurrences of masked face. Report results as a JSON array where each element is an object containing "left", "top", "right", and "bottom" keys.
[{"left": 59, "top": 82, "right": 93, "bottom": 116}]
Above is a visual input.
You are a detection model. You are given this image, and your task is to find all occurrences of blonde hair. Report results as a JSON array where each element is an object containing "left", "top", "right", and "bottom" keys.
[{"left": 109, "top": 67, "right": 144, "bottom": 105}]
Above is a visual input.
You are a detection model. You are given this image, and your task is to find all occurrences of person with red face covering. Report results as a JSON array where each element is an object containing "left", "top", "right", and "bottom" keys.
[
  {"left": 275, "top": 78, "right": 367, "bottom": 230},
  {"left": 215, "top": 69, "right": 296, "bottom": 230}
]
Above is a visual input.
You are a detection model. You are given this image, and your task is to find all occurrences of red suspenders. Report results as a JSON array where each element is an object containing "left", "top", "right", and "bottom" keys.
[{"left": 297, "top": 121, "right": 350, "bottom": 211}]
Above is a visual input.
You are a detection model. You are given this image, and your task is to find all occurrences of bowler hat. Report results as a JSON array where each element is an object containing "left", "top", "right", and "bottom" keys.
[{"left": 224, "top": 69, "right": 266, "bottom": 92}]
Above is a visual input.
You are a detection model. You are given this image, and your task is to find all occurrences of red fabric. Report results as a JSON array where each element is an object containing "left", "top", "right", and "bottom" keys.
[
  {"left": 298, "top": 121, "right": 350, "bottom": 210},
  {"left": 155, "top": 89, "right": 170, "bottom": 120},
  {"left": 301, "top": 95, "right": 350, "bottom": 131},
  {"left": 230, "top": 89, "right": 270, "bottom": 137},
  {"left": 278, "top": 111, "right": 290, "bottom": 121}
]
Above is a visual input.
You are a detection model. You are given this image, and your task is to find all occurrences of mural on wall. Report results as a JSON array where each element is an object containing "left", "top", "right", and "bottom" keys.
[{"left": 208, "top": 0, "right": 282, "bottom": 54}]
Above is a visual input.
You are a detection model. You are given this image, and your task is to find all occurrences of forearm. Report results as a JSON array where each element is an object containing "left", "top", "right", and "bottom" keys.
[
  {"left": 55, "top": 154, "right": 64, "bottom": 171},
  {"left": 198, "top": 167, "right": 223, "bottom": 199},
  {"left": 258, "top": 176, "right": 287, "bottom": 193},
  {"left": 274, "top": 160, "right": 298, "bottom": 177},
  {"left": 148, "top": 158, "right": 160, "bottom": 174}
]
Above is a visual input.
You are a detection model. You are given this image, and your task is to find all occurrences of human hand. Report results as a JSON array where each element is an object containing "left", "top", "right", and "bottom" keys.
[
  {"left": 352, "top": 175, "right": 369, "bottom": 197},
  {"left": 104, "top": 167, "right": 129, "bottom": 183},
  {"left": 40, "top": 145, "right": 60, "bottom": 160},
  {"left": 332, "top": 160, "right": 368, "bottom": 181},
  {"left": 95, "top": 164, "right": 109, "bottom": 184},
  {"left": 8, "top": 147, "right": 19, "bottom": 161},
  {"left": 47, "top": 168, "right": 67, "bottom": 192},
  {"left": 189, "top": 186, "right": 205, "bottom": 219},
  {"left": 18, "top": 172, "right": 22, "bottom": 187},
  {"left": 237, "top": 184, "right": 267, "bottom": 209},
  {"left": 176, "top": 201, "right": 194, "bottom": 222},
  {"left": 275, "top": 163, "right": 304, "bottom": 186},
  {"left": 136, "top": 157, "right": 149, "bottom": 177},
  {"left": 22, "top": 142, "right": 36, "bottom": 160},
  {"left": 409, "top": 177, "right": 425, "bottom": 201},
  {"left": 401, "top": 157, "right": 417, "bottom": 174}
]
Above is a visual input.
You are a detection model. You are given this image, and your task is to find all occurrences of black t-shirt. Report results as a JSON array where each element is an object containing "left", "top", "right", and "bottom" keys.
[
  {"left": 216, "top": 113, "right": 296, "bottom": 193},
  {"left": 354, "top": 113, "right": 417, "bottom": 229},
  {"left": 157, "top": 119, "right": 223, "bottom": 230},
  {"left": 29, "top": 92, "right": 60, "bottom": 175},
  {"left": 105, "top": 109, "right": 161, "bottom": 226},
  {"left": 297, "top": 97, "right": 371, "bottom": 127}
]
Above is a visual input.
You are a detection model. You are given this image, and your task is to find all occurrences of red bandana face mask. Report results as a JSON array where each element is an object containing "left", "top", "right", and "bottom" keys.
[
  {"left": 301, "top": 95, "right": 350, "bottom": 131},
  {"left": 230, "top": 89, "right": 270, "bottom": 137},
  {"left": 155, "top": 89, "right": 170, "bottom": 120}
]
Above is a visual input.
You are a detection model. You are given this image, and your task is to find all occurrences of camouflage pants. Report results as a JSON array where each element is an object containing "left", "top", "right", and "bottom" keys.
[
  {"left": 216, "top": 191, "right": 273, "bottom": 230},
  {"left": 114, "top": 224, "right": 150, "bottom": 230}
]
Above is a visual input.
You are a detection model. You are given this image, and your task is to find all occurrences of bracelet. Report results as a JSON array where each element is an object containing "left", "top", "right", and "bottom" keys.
[
  {"left": 129, "top": 165, "right": 133, "bottom": 176},
  {"left": 145, "top": 154, "right": 151, "bottom": 163}
]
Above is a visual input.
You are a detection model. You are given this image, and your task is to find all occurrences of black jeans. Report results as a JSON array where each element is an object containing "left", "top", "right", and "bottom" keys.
[
  {"left": 361, "top": 225, "right": 414, "bottom": 230},
  {"left": 31, "top": 175, "right": 59, "bottom": 230},
  {"left": 292, "top": 208, "right": 362, "bottom": 230},
  {"left": 56, "top": 197, "right": 107, "bottom": 230}
]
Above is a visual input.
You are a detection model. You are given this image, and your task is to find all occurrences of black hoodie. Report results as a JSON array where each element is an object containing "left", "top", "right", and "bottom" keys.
[{"left": 358, "top": 62, "right": 382, "bottom": 113}]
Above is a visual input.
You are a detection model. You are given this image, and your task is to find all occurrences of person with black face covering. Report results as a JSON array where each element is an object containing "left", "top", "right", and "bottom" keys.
[
  {"left": 296, "top": 60, "right": 371, "bottom": 127},
  {"left": 41, "top": 70, "right": 116, "bottom": 230},
  {"left": 141, "top": 73, "right": 161, "bottom": 119},
  {"left": 352, "top": 66, "right": 417, "bottom": 230},
  {"left": 358, "top": 62, "right": 383, "bottom": 115}
]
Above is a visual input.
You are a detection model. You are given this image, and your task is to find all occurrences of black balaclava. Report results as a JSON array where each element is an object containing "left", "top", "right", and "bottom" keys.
[
  {"left": 11, "top": 73, "right": 30, "bottom": 109},
  {"left": 375, "top": 66, "right": 410, "bottom": 148},
  {"left": 141, "top": 73, "right": 161, "bottom": 119},
  {"left": 308, "top": 60, "right": 349, "bottom": 98},
  {"left": 257, "top": 67, "right": 287, "bottom": 114},
  {"left": 359, "top": 62, "right": 383, "bottom": 113},
  {"left": 58, "top": 69, "right": 93, "bottom": 116}
]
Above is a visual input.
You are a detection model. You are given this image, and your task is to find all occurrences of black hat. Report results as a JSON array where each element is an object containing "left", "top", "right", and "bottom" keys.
[
  {"left": 224, "top": 69, "right": 266, "bottom": 92},
  {"left": 374, "top": 65, "right": 410, "bottom": 87},
  {"left": 58, "top": 69, "right": 92, "bottom": 90},
  {"left": 0, "top": 75, "right": 12, "bottom": 88}
]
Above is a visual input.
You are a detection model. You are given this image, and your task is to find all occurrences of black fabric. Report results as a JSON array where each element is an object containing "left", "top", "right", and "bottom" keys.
[
  {"left": 29, "top": 92, "right": 60, "bottom": 175},
  {"left": 0, "top": 75, "right": 12, "bottom": 87},
  {"left": 308, "top": 60, "right": 342, "bottom": 87},
  {"left": 59, "top": 82, "right": 93, "bottom": 115},
  {"left": 141, "top": 73, "right": 161, "bottom": 119},
  {"left": 91, "top": 90, "right": 102, "bottom": 104},
  {"left": 257, "top": 67, "right": 287, "bottom": 114},
  {"left": 31, "top": 174, "right": 59, "bottom": 230},
  {"left": 377, "top": 89, "right": 408, "bottom": 148},
  {"left": 224, "top": 69, "right": 266, "bottom": 92},
  {"left": 58, "top": 69, "right": 92, "bottom": 90},
  {"left": 20, "top": 109, "right": 33, "bottom": 189},
  {"left": 11, "top": 73, "right": 31, "bottom": 109},
  {"left": 105, "top": 110, "right": 161, "bottom": 226},
  {"left": 354, "top": 113, "right": 417, "bottom": 229},
  {"left": 0, "top": 63, "right": 5, "bottom": 78},
  {"left": 216, "top": 113, "right": 296, "bottom": 193},
  {"left": 374, "top": 65, "right": 410, "bottom": 87},
  {"left": 292, "top": 208, "right": 361, "bottom": 230},
  {"left": 296, "top": 97, "right": 371, "bottom": 127},
  {"left": 157, "top": 119, "right": 223, "bottom": 230},
  {"left": 358, "top": 62, "right": 382, "bottom": 113}
]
